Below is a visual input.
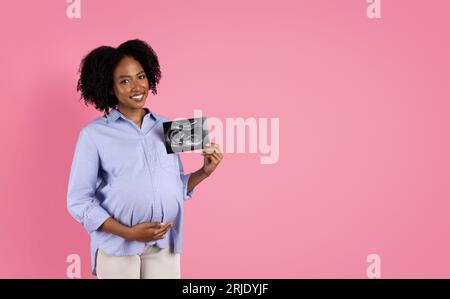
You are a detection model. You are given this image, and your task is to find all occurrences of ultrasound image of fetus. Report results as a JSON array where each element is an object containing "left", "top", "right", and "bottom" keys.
[{"left": 163, "top": 117, "right": 209, "bottom": 154}]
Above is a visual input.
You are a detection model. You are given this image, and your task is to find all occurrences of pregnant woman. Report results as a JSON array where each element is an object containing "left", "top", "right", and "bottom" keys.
[{"left": 67, "top": 39, "right": 223, "bottom": 279}]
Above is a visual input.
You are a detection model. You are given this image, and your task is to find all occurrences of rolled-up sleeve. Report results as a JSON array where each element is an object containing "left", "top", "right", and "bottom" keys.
[
  {"left": 67, "top": 128, "right": 111, "bottom": 233},
  {"left": 177, "top": 154, "right": 195, "bottom": 200}
]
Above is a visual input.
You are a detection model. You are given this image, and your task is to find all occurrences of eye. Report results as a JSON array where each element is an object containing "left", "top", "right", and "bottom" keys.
[
  {"left": 120, "top": 79, "right": 129, "bottom": 85},
  {"left": 138, "top": 74, "right": 146, "bottom": 80}
]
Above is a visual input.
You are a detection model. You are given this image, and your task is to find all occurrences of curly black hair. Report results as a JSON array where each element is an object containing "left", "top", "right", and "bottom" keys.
[{"left": 76, "top": 39, "right": 161, "bottom": 115}]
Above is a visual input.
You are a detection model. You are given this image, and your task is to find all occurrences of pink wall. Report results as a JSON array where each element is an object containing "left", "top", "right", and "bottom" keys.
[{"left": 1, "top": 0, "right": 449, "bottom": 278}]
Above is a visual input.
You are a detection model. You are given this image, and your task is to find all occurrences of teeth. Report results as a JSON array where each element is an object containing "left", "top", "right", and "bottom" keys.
[{"left": 130, "top": 94, "right": 144, "bottom": 100}]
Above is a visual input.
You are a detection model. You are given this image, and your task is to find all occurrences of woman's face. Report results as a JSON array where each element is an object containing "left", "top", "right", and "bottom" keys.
[{"left": 112, "top": 56, "right": 150, "bottom": 111}]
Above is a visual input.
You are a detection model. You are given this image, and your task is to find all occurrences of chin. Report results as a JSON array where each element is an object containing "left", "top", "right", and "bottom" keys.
[{"left": 129, "top": 98, "right": 147, "bottom": 108}]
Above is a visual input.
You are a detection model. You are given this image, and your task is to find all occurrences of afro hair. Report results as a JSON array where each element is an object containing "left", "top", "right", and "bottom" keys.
[{"left": 76, "top": 39, "right": 161, "bottom": 115}]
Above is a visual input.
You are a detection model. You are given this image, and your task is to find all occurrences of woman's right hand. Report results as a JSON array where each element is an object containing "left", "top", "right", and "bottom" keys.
[{"left": 126, "top": 222, "right": 173, "bottom": 242}]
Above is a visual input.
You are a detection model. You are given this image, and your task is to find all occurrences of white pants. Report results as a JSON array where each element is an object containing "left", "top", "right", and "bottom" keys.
[{"left": 96, "top": 245, "right": 180, "bottom": 279}]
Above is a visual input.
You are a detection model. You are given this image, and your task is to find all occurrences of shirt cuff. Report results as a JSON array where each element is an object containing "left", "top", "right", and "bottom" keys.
[
  {"left": 181, "top": 172, "right": 195, "bottom": 200},
  {"left": 83, "top": 205, "right": 111, "bottom": 233}
]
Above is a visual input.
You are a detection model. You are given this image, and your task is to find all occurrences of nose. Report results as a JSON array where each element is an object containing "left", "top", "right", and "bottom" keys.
[{"left": 130, "top": 81, "right": 143, "bottom": 93}]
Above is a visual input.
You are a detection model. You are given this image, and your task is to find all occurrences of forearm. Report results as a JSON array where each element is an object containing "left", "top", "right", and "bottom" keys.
[
  {"left": 187, "top": 168, "right": 209, "bottom": 193},
  {"left": 98, "top": 217, "right": 131, "bottom": 240}
]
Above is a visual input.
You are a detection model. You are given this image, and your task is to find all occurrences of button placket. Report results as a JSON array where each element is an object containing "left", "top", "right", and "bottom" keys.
[{"left": 142, "top": 137, "right": 162, "bottom": 222}]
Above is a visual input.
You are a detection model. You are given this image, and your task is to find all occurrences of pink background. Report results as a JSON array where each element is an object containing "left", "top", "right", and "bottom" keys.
[{"left": 1, "top": 0, "right": 449, "bottom": 278}]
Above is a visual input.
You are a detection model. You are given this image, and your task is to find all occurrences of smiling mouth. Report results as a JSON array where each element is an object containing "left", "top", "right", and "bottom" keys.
[{"left": 130, "top": 93, "right": 145, "bottom": 101}]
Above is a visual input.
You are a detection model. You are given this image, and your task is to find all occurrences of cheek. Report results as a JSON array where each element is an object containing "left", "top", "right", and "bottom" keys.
[
  {"left": 142, "top": 79, "right": 150, "bottom": 89},
  {"left": 114, "top": 85, "right": 130, "bottom": 100}
]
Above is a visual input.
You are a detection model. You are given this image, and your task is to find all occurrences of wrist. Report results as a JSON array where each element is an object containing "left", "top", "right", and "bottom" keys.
[
  {"left": 123, "top": 226, "right": 135, "bottom": 241},
  {"left": 199, "top": 167, "right": 210, "bottom": 178}
]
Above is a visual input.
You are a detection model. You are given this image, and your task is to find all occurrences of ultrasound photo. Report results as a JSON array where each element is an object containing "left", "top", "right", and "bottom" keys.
[{"left": 162, "top": 117, "right": 210, "bottom": 154}]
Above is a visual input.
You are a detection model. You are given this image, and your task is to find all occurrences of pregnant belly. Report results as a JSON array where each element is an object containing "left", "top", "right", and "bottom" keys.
[
  {"left": 158, "top": 173, "right": 183, "bottom": 224},
  {"left": 99, "top": 176, "right": 183, "bottom": 226},
  {"left": 98, "top": 179, "right": 154, "bottom": 226},
  {"left": 161, "top": 194, "right": 181, "bottom": 223}
]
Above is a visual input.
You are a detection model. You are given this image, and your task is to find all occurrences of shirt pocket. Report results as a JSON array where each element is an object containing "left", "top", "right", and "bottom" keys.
[{"left": 155, "top": 141, "right": 179, "bottom": 175}]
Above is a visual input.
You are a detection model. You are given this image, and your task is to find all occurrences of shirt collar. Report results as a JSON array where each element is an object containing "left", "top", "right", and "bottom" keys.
[{"left": 105, "top": 107, "right": 157, "bottom": 123}]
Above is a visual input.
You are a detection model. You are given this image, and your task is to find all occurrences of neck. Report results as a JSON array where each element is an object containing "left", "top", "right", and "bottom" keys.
[{"left": 117, "top": 105, "right": 146, "bottom": 127}]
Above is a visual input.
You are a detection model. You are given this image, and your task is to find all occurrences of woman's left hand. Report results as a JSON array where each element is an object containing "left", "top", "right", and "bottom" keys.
[{"left": 202, "top": 142, "right": 223, "bottom": 176}]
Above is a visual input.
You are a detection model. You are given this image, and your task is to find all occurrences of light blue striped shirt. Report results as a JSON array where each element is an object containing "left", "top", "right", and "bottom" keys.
[{"left": 67, "top": 107, "right": 194, "bottom": 275}]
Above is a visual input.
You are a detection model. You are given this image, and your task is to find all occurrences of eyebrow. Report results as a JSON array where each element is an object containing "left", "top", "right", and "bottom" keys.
[{"left": 118, "top": 70, "right": 145, "bottom": 79}]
